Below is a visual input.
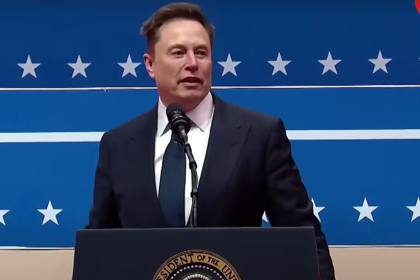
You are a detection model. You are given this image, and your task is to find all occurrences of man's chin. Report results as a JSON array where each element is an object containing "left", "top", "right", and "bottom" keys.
[
  {"left": 178, "top": 88, "right": 206, "bottom": 98},
  {"left": 172, "top": 90, "right": 207, "bottom": 108}
]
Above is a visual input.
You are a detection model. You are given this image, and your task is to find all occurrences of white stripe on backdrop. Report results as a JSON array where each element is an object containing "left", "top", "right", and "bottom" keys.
[
  {"left": 1, "top": 85, "right": 419, "bottom": 143},
  {"left": 0, "top": 84, "right": 420, "bottom": 91},
  {"left": 0, "top": 130, "right": 420, "bottom": 143}
]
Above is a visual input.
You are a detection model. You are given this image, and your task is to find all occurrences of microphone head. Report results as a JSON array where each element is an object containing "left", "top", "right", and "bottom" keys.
[
  {"left": 166, "top": 103, "right": 183, "bottom": 120},
  {"left": 166, "top": 103, "right": 191, "bottom": 134}
]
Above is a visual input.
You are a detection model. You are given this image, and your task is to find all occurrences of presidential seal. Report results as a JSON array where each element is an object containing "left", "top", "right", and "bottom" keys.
[{"left": 152, "top": 249, "right": 241, "bottom": 280}]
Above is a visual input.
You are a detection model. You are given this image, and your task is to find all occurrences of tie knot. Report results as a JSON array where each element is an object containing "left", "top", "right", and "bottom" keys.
[
  {"left": 162, "top": 118, "right": 195, "bottom": 137},
  {"left": 171, "top": 132, "right": 181, "bottom": 143}
]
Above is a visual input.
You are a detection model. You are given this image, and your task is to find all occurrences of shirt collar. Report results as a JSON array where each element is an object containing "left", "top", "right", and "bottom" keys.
[{"left": 156, "top": 92, "right": 214, "bottom": 137}]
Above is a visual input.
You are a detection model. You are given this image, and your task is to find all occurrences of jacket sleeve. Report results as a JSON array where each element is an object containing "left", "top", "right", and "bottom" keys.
[
  {"left": 264, "top": 118, "right": 336, "bottom": 280},
  {"left": 86, "top": 132, "right": 121, "bottom": 229}
]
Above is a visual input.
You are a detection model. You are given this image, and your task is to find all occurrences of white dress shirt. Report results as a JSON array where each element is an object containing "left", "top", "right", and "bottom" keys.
[{"left": 154, "top": 93, "right": 214, "bottom": 224}]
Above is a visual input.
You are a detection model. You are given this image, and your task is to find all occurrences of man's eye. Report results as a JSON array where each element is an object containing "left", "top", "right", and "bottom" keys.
[{"left": 172, "top": 51, "right": 183, "bottom": 56}]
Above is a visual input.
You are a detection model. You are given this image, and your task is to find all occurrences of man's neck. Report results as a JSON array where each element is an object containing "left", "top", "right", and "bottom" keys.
[
  {"left": 159, "top": 93, "right": 209, "bottom": 113},
  {"left": 156, "top": 92, "right": 214, "bottom": 136}
]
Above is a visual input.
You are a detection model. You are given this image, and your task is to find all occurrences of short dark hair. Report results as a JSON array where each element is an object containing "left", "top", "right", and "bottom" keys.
[{"left": 140, "top": 3, "right": 215, "bottom": 54}]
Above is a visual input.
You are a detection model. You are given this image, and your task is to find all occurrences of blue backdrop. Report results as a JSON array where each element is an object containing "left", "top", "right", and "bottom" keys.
[{"left": 0, "top": 0, "right": 419, "bottom": 247}]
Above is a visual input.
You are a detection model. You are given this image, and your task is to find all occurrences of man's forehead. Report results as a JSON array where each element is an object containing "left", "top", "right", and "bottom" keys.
[
  {"left": 160, "top": 18, "right": 203, "bottom": 31},
  {"left": 158, "top": 19, "right": 209, "bottom": 41}
]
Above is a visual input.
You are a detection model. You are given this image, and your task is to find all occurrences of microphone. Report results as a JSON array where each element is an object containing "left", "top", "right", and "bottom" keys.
[
  {"left": 166, "top": 104, "right": 199, "bottom": 228},
  {"left": 166, "top": 104, "right": 191, "bottom": 145}
]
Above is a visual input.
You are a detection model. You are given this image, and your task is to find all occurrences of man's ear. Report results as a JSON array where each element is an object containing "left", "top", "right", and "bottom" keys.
[{"left": 143, "top": 53, "right": 155, "bottom": 78}]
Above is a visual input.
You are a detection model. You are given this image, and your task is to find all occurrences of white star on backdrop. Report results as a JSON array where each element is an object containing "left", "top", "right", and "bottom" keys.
[
  {"left": 68, "top": 55, "right": 91, "bottom": 78},
  {"left": 318, "top": 51, "right": 341, "bottom": 75},
  {"left": 354, "top": 198, "right": 378, "bottom": 222},
  {"left": 118, "top": 54, "right": 141, "bottom": 77},
  {"left": 17, "top": 55, "right": 41, "bottom": 78},
  {"left": 218, "top": 53, "right": 241, "bottom": 76},
  {"left": 268, "top": 52, "right": 291, "bottom": 75},
  {"left": 0, "top": 208, "right": 10, "bottom": 226},
  {"left": 407, "top": 197, "right": 420, "bottom": 222},
  {"left": 37, "top": 200, "right": 63, "bottom": 225},
  {"left": 262, "top": 212, "right": 268, "bottom": 223},
  {"left": 311, "top": 198, "right": 325, "bottom": 221},
  {"left": 369, "top": 51, "right": 391, "bottom": 74}
]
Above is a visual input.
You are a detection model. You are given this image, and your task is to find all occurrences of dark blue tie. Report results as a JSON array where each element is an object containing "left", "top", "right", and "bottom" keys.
[{"left": 158, "top": 132, "right": 186, "bottom": 227}]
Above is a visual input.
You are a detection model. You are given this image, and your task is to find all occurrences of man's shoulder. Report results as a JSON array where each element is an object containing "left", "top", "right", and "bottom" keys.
[
  {"left": 221, "top": 98, "right": 283, "bottom": 131},
  {"left": 100, "top": 108, "right": 155, "bottom": 144}
]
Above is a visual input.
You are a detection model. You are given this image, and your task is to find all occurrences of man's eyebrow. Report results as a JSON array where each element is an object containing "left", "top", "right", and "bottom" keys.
[
  {"left": 167, "top": 43, "right": 209, "bottom": 50},
  {"left": 168, "top": 43, "right": 186, "bottom": 50}
]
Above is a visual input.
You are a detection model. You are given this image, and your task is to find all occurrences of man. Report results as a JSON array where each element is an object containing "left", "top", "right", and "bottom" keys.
[{"left": 86, "top": 3, "right": 335, "bottom": 279}]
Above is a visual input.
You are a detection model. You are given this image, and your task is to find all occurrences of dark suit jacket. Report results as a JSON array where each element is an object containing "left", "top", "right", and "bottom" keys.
[{"left": 87, "top": 91, "right": 335, "bottom": 279}]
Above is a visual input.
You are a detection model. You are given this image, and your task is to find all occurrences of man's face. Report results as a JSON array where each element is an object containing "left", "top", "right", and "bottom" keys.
[{"left": 143, "top": 19, "right": 212, "bottom": 111}]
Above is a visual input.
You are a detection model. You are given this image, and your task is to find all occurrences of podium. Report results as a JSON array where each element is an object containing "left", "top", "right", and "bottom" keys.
[{"left": 72, "top": 227, "right": 319, "bottom": 280}]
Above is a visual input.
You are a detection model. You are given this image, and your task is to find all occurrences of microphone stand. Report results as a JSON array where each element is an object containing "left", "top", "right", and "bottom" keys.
[{"left": 180, "top": 139, "right": 198, "bottom": 228}]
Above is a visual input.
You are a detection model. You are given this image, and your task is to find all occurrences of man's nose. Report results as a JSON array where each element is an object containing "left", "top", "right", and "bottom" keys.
[{"left": 185, "top": 53, "right": 198, "bottom": 71}]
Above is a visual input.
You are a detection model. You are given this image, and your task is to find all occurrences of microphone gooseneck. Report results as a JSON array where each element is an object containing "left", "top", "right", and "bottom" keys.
[{"left": 166, "top": 104, "right": 199, "bottom": 228}]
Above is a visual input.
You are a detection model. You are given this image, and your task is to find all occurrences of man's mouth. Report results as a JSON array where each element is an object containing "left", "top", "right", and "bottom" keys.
[{"left": 180, "top": 77, "right": 202, "bottom": 84}]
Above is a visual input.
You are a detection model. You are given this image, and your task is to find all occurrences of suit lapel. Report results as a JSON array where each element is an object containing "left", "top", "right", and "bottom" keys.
[
  {"left": 196, "top": 92, "right": 250, "bottom": 225},
  {"left": 127, "top": 106, "right": 166, "bottom": 227}
]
